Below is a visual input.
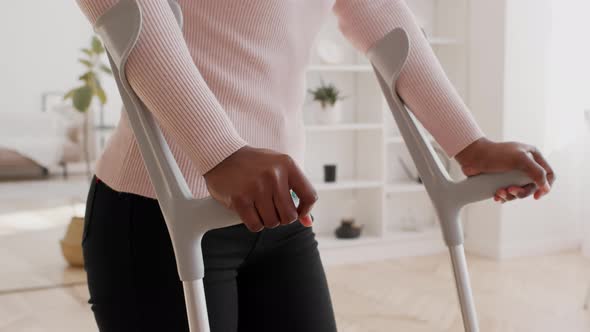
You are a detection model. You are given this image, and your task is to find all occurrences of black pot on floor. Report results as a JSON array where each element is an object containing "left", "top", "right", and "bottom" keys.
[{"left": 335, "top": 219, "right": 362, "bottom": 239}]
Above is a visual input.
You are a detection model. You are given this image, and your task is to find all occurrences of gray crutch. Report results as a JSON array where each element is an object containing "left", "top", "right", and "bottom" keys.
[
  {"left": 368, "top": 29, "right": 531, "bottom": 332},
  {"left": 95, "top": 1, "right": 241, "bottom": 331},
  {"left": 96, "top": 1, "right": 532, "bottom": 331}
]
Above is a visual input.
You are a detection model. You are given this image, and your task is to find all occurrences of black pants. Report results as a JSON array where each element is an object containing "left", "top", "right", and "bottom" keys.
[{"left": 82, "top": 176, "right": 337, "bottom": 332}]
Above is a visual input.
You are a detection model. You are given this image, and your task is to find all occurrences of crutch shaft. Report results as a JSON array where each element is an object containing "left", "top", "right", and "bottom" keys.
[
  {"left": 183, "top": 280, "right": 211, "bottom": 332},
  {"left": 449, "top": 245, "right": 479, "bottom": 332}
]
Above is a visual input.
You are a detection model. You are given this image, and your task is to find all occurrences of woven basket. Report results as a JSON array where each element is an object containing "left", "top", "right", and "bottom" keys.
[{"left": 60, "top": 216, "right": 85, "bottom": 267}]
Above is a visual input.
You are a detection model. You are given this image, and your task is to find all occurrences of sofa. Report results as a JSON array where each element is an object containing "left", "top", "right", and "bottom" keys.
[{"left": 0, "top": 106, "right": 96, "bottom": 180}]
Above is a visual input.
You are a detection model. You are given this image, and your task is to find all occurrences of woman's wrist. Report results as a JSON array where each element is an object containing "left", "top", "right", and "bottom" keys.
[{"left": 454, "top": 137, "right": 492, "bottom": 167}]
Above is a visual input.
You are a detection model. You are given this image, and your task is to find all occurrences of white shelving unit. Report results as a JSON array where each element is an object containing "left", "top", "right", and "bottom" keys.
[{"left": 304, "top": 1, "right": 467, "bottom": 265}]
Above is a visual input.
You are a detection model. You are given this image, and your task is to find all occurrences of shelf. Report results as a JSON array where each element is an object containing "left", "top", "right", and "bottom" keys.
[
  {"left": 384, "top": 227, "right": 441, "bottom": 241},
  {"left": 317, "top": 228, "right": 441, "bottom": 249},
  {"left": 306, "top": 39, "right": 461, "bottom": 73},
  {"left": 299, "top": 3, "right": 466, "bottom": 265},
  {"left": 94, "top": 125, "right": 116, "bottom": 131},
  {"left": 385, "top": 181, "right": 425, "bottom": 193},
  {"left": 305, "top": 123, "right": 383, "bottom": 132},
  {"left": 317, "top": 234, "right": 383, "bottom": 248},
  {"left": 313, "top": 180, "right": 383, "bottom": 191}
]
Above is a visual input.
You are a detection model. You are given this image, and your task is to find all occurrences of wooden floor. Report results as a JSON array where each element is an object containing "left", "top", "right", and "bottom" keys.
[
  {"left": 0, "top": 224, "right": 589, "bottom": 332},
  {"left": 328, "top": 252, "right": 590, "bottom": 331}
]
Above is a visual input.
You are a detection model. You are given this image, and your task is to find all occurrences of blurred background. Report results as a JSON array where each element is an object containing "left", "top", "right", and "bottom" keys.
[{"left": 1, "top": 0, "right": 590, "bottom": 331}]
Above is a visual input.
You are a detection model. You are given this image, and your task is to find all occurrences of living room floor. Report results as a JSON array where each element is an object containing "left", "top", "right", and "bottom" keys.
[{"left": 1, "top": 177, "right": 590, "bottom": 332}]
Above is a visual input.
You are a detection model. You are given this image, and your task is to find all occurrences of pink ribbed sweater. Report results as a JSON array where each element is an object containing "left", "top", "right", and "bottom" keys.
[{"left": 77, "top": 0, "right": 483, "bottom": 199}]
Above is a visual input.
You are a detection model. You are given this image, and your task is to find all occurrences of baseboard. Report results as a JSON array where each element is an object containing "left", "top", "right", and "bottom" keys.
[
  {"left": 497, "top": 236, "right": 583, "bottom": 259},
  {"left": 319, "top": 234, "right": 447, "bottom": 266},
  {"left": 47, "top": 162, "right": 95, "bottom": 177}
]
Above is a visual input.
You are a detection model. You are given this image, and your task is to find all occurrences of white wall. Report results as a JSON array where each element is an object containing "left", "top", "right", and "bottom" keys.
[
  {"left": 0, "top": 1, "right": 121, "bottom": 124},
  {"left": 466, "top": 0, "right": 590, "bottom": 258},
  {"left": 463, "top": 0, "right": 507, "bottom": 257},
  {"left": 502, "top": 0, "right": 550, "bottom": 146}
]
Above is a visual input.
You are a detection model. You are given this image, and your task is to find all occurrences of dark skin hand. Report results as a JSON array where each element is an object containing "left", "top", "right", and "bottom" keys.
[
  {"left": 455, "top": 137, "right": 556, "bottom": 203},
  {"left": 204, "top": 146, "right": 317, "bottom": 232},
  {"left": 205, "top": 138, "right": 555, "bottom": 232}
]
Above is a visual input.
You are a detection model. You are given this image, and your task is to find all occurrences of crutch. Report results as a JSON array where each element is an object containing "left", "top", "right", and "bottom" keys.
[
  {"left": 96, "top": 1, "right": 532, "bottom": 331},
  {"left": 95, "top": 1, "right": 242, "bottom": 331},
  {"left": 368, "top": 29, "right": 531, "bottom": 331}
]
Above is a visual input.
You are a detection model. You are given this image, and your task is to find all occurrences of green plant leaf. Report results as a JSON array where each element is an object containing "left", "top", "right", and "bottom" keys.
[
  {"left": 72, "top": 86, "right": 93, "bottom": 112},
  {"left": 79, "top": 72, "right": 89, "bottom": 81},
  {"left": 91, "top": 36, "right": 105, "bottom": 54},
  {"left": 79, "top": 71, "right": 97, "bottom": 86},
  {"left": 81, "top": 48, "right": 93, "bottom": 57},
  {"left": 90, "top": 76, "right": 107, "bottom": 105},
  {"left": 100, "top": 64, "right": 113, "bottom": 75},
  {"left": 90, "top": 74, "right": 100, "bottom": 90},
  {"left": 63, "top": 88, "right": 77, "bottom": 100},
  {"left": 308, "top": 80, "right": 342, "bottom": 107},
  {"left": 78, "top": 59, "right": 93, "bottom": 68},
  {"left": 95, "top": 86, "right": 107, "bottom": 105}
]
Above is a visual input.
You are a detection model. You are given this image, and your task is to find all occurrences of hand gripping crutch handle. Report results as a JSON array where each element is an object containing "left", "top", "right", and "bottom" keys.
[
  {"left": 439, "top": 171, "right": 531, "bottom": 247},
  {"left": 368, "top": 28, "right": 532, "bottom": 332}
]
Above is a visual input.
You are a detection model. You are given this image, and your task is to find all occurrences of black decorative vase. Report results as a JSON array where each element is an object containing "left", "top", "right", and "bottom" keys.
[
  {"left": 324, "top": 164, "right": 337, "bottom": 182},
  {"left": 334, "top": 219, "right": 362, "bottom": 239}
]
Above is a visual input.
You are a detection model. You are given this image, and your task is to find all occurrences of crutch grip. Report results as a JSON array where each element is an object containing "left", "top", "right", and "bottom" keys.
[
  {"left": 435, "top": 170, "right": 532, "bottom": 246},
  {"left": 166, "top": 197, "right": 241, "bottom": 281},
  {"left": 454, "top": 170, "right": 533, "bottom": 206}
]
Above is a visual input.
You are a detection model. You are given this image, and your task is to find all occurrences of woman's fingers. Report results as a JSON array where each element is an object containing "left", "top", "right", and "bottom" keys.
[
  {"left": 495, "top": 183, "right": 536, "bottom": 203},
  {"left": 287, "top": 161, "right": 318, "bottom": 225},
  {"left": 517, "top": 151, "right": 548, "bottom": 199},
  {"left": 496, "top": 188, "right": 508, "bottom": 201},
  {"left": 494, "top": 193, "right": 507, "bottom": 203},
  {"left": 273, "top": 182, "right": 299, "bottom": 225},
  {"left": 255, "top": 195, "right": 281, "bottom": 229},
  {"left": 516, "top": 183, "right": 536, "bottom": 198},
  {"left": 529, "top": 147, "right": 556, "bottom": 190},
  {"left": 233, "top": 198, "right": 264, "bottom": 232},
  {"left": 494, "top": 146, "right": 553, "bottom": 204},
  {"left": 507, "top": 186, "right": 524, "bottom": 198}
]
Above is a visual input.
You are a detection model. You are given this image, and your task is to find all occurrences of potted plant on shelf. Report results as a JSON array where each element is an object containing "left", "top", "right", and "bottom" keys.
[
  {"left": 308, "top": 80, "right": 344, "bottom": 125},
  {"left": 60, "top": 36, "right": 112, "bottom": 268}
]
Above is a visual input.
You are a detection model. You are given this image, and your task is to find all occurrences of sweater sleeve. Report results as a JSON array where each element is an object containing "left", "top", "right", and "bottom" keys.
[
  {"left": 76, "top": 0, "right": 247, "bottom": 174},
  {"left": 333, "top": 0, "right": 484, "bottom": 157}
]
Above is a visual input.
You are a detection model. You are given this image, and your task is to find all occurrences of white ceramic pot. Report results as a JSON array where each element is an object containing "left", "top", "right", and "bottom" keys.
[{"left": 312, "top": 101, "right": 342, "bottom": 125}]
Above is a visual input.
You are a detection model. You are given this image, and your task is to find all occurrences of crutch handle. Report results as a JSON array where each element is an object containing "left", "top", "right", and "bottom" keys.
[
  {"left": 436, "top": 171, "right": 532, "bottom": 246},
  {"left": 454, "top": 170, "right": 532, "bottom": 206},
  {"left": 167, "top": 197, "right": 241, "bottom": 281}
]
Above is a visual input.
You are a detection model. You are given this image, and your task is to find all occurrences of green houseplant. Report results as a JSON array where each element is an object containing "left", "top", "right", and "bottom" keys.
[
  {"left": 308, "top": 80, "right": 344, "bottom": 124},
  {"left": 60, "top": 36, "right": 112, "bottom": 268},
  {"left": 63, "top": 36, "right": 112, "bottom": 177}
]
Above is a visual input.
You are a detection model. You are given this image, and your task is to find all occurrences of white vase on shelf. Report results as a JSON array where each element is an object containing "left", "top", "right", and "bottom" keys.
[
  {"left": 316, "top": 39, "right": 344, "bottom": 65},
  {"left": 312, "top": 101, "right": 342, "bottom": 125}
]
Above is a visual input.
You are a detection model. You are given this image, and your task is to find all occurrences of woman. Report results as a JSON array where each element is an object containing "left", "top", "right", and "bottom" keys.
[{"left": 77, "top": 0, "right": 555, "bottom": 331}]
